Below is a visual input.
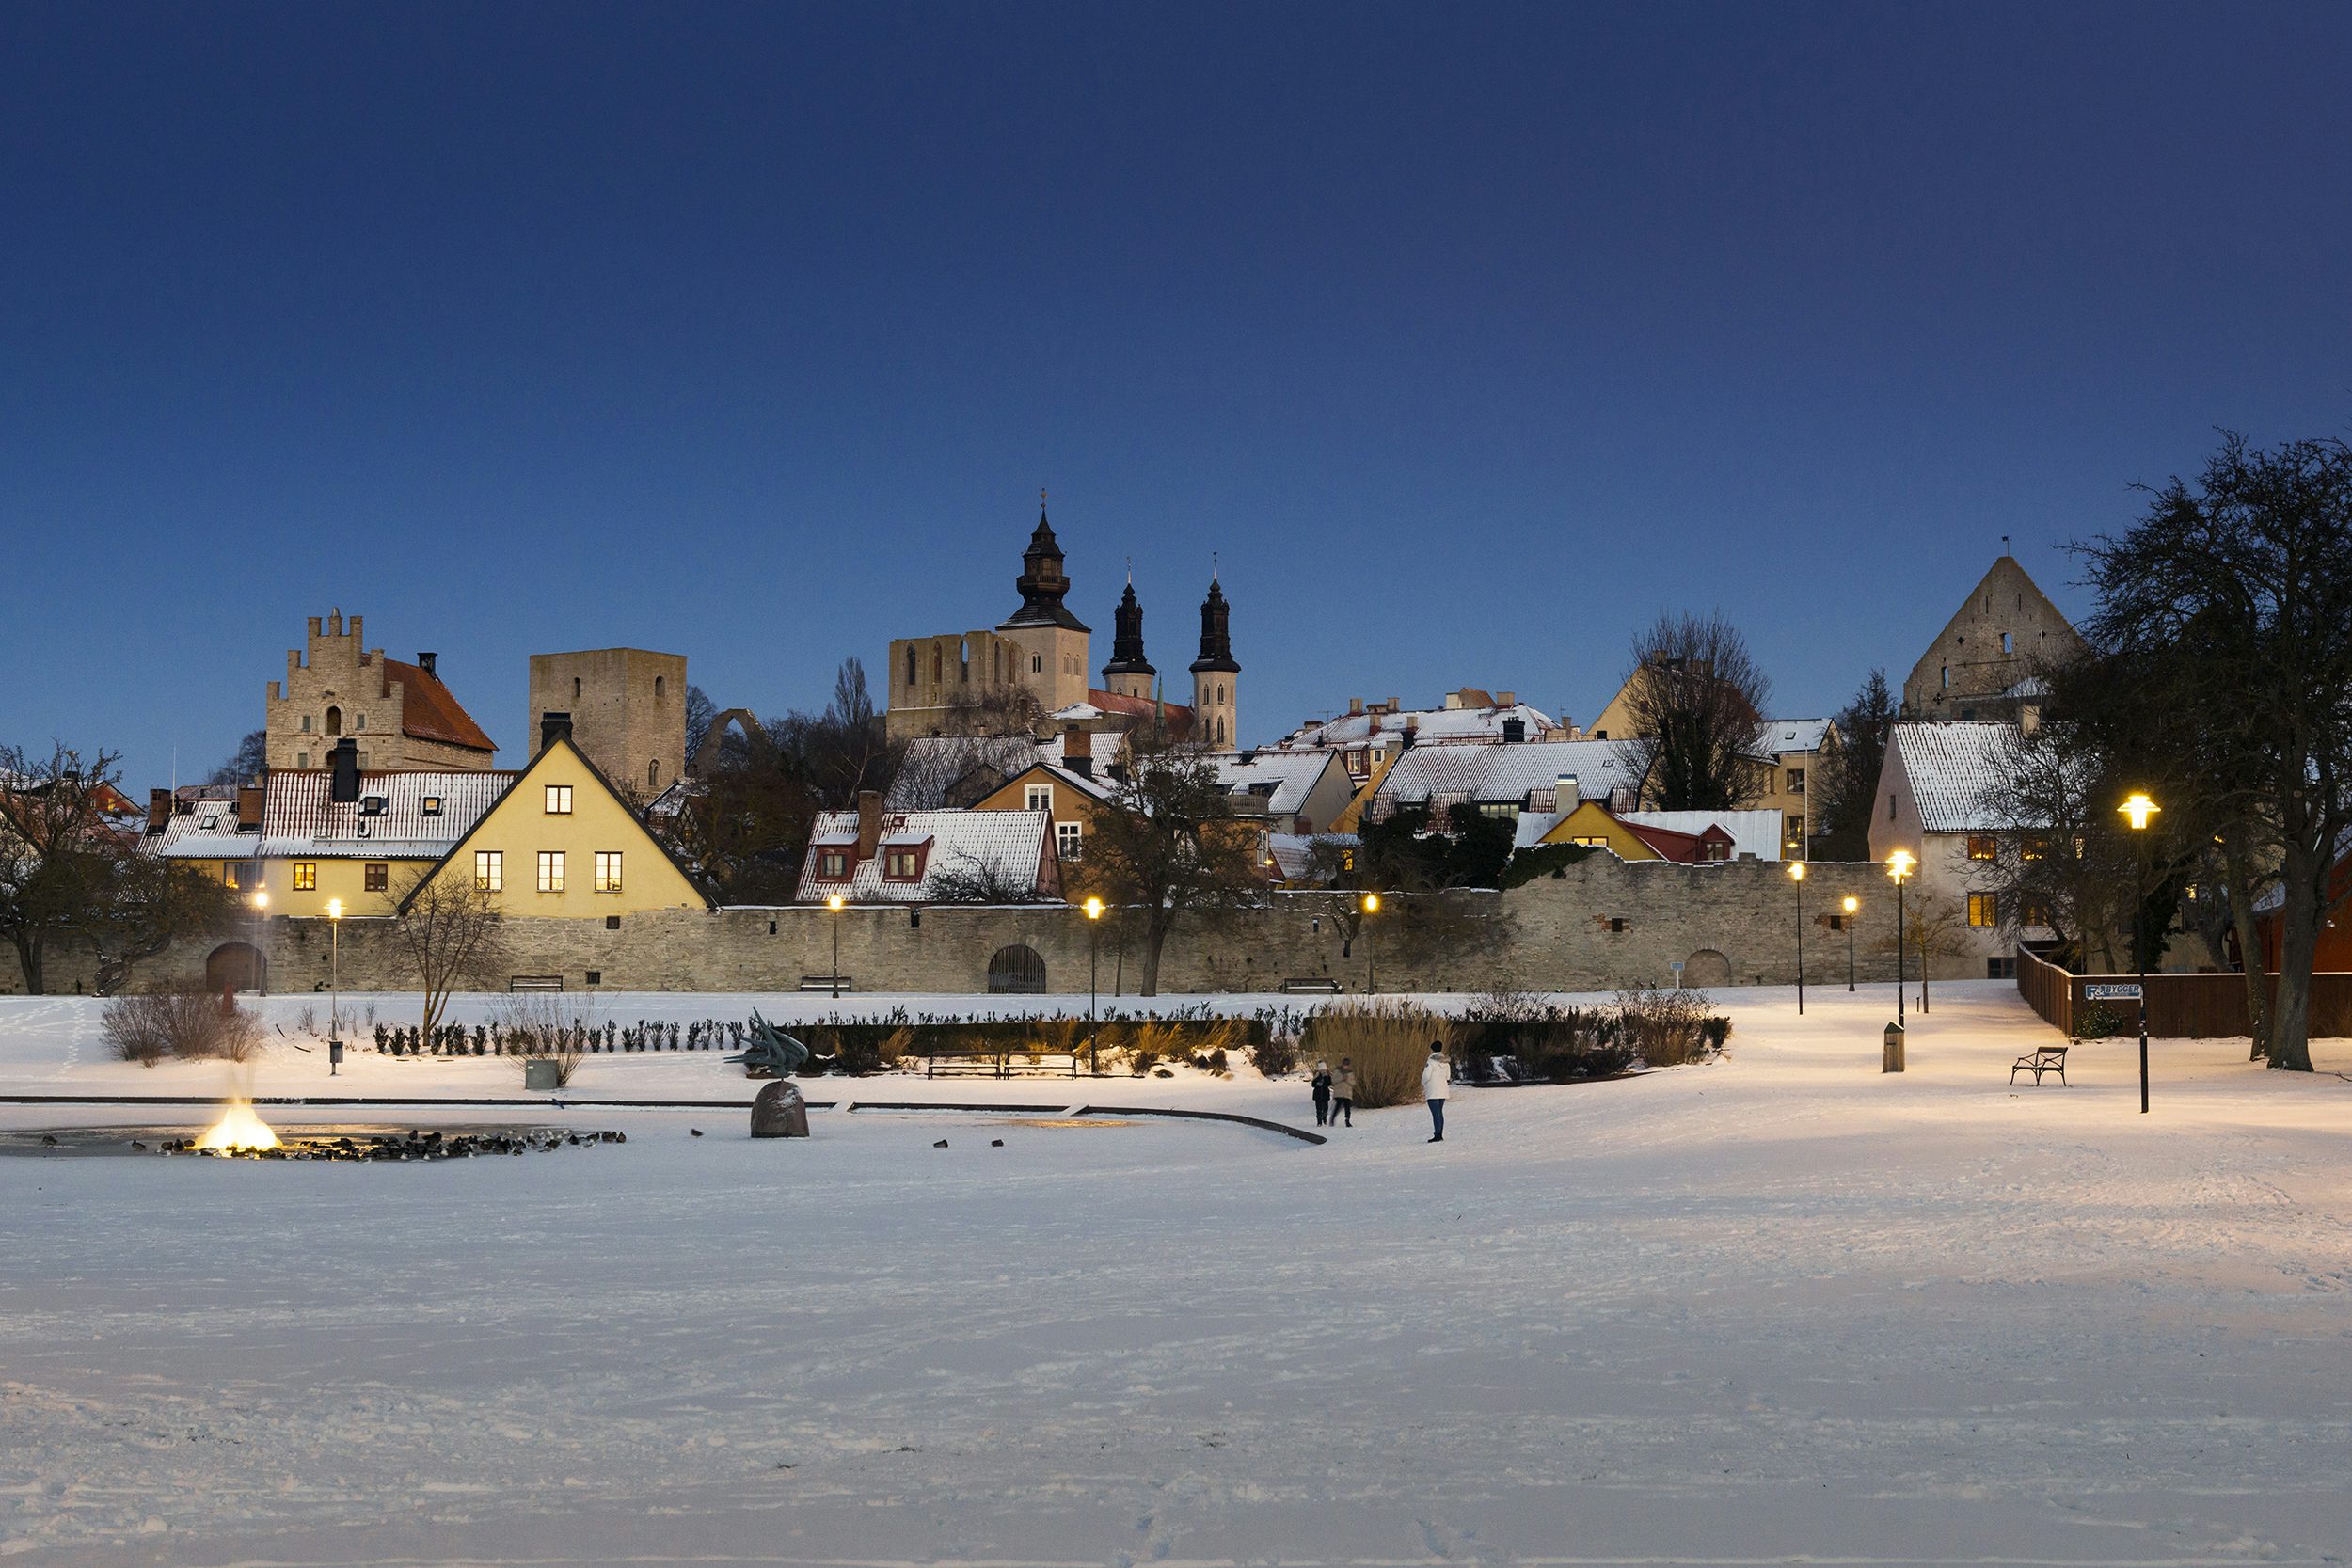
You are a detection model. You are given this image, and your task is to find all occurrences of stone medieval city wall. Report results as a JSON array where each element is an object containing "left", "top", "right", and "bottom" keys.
[{"left": 7, "top": 857, "right": 1931, "bottom": 998}]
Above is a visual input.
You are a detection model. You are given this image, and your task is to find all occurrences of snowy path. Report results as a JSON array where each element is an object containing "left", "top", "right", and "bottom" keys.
[{"left": 3, "top": 983, "right": 2349, "bottom": 1565}]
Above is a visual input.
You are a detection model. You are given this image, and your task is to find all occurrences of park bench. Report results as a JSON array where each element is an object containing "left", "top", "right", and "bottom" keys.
[
  {"left": 2010, "top": 1045, "right": 2069, "bottom": 1085},
  {"left": 508, "top": 975, "right": 564, "bottom": 992},
  {"left": 1279, "top": 976, "right": 1343, "bottom": 994},
  {"left": 925, "top": 1043, "right": 1083, "bottom": 1078},
  {"left": 798, "top": 974, "right": 854, "bottom": 993}
]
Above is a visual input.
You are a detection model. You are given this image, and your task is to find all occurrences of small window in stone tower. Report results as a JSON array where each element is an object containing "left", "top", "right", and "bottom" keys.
[
  {"left": 655, "top": 675, "right": 664, "bottom": 699},
  {"left": 647, "top": 758, "right": 660, "bottom": 788},
  {"left": 1032, "top": 655, "right": 1042, "bottom": 673},
  {"left": 301, "top": 714, "right": 312, "bottom": 733},
  {"left": 2001, "top": 632, "right": 2013, "bottom": 654},
  {"left": 355, "top": 713, "right": 366, "bottom": 730},
  {"left": 573, "top": 676, "right": 581, "bottom": 700}
]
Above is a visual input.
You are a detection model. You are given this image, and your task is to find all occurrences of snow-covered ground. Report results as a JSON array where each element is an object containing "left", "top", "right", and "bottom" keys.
[{"left": 5, "top": 981, "right": 2350, "bottom": 1566}]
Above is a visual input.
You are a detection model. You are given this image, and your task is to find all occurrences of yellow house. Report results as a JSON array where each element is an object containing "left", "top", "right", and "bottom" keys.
[
  {"left": 1532, "top": 799, "right": 1675, "bottom": 860},
  {"left": 403, "top": 723, "right": 710, "bottom": 918},
  {"left": 970, "top": 761, "right": 1113, "bottom": 870}
]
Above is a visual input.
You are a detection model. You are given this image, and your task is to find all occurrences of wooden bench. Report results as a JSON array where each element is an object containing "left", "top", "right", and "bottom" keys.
[
  {"left": 2010, "top": 1045, "right": 2069, "bottom": 1085},
  {"left": 798, "top": 975, "right": 853, "bottom": 993},
  {"left": 1279, "top": 976, "right": 1343, "bottom": 994},
  {"left": 508, "top": 975, "right": 564, "bottom": 992},
  {"left": 926, "top": 1044, "right": 1082, "bottom": 1078}
]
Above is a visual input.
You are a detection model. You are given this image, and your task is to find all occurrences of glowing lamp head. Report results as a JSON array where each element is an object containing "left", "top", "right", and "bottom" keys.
[
  {"left": 1083, "top": 895, "right": 1103, "bottom": 920},
  {"left": 1787, "top": 861, "right": 1806, "bottom": 882},
  {"left": 2119, "top": 791, "right": 2160, "bottom": 832},
  {"left": 253, "top": 891, "right": 268, "bottom": 911},
  {"left": 1842, "top": 895, "right": 1859, "bottom": 914},
  {"left": 826, "top": 894, "right": 845, "bottom": 912},
  {"left": 1361, "top": 892, "right": 1381, "bottom": 914},
  {"left": 1886, "top": 849, "right": 1915, "bottom": 883},
  {"left": 326, "top": 897, "right": 342, "bottom": 921}
]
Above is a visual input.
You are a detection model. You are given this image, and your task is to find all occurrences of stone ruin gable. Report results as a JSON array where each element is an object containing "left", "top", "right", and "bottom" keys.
[{"left": 51, "top": 855, "right": 1944, "bottom": 999}]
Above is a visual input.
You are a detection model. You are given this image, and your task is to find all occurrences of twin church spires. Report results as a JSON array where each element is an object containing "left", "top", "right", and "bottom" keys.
[{"left": 1011, "top": 501, "right": 1238, "bottom": 746}]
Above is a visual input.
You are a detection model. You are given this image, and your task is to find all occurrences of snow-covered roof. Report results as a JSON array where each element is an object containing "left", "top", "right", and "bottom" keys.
[
  {"left": 1267, "top": 832, "right": 1357, "bottom": 883},
  {"left": 796, "top": 808, "right": 1055, "bottom": 904},
  {"left": 1212, "top": 751, "right": 1342, "bottom": 817},
  {"left": 1272, "top": 701, "right": 1558, "bottom": 752},
  {"left": 1370, "top": 739, "right": 1629, "bottom": 815},
  {"left": 245, "top": 768, "right": 516, "bottom": 860},
  {"left": 1756, "top": 719, "right": 1833, "bottom": 756},
  {"left": 1623, "top": 809, "right": 1786, "bottom": 862},
  {"left": 1030, "top": 762, "right": 1115, "bottom": 802},
  {"left": 146, "top": 797, "right": 246, "bottom": 858},
  {"left": 890, "top": 732, "right": 1126, "bottom": 810},
  {"left": 1890, "top": 722, "right": 2023, "bottom": 834}
]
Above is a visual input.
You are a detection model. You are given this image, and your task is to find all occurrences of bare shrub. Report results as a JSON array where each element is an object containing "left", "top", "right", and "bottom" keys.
[
  {"left": 497, "top": 992, "right": 596, "bottom": 1087},
  {"left": 1614, "top": 984, "right": 1718, "bottom": 1067},
  {"left": 103, "top": 989, "right": 264, "bottom": 1066},
  {"left": 878, "top": 1026, "right": 915, "bottom": 1067},
  {"left": 1308, "top": 1000, "right": 1442, "bottom": 1107}
]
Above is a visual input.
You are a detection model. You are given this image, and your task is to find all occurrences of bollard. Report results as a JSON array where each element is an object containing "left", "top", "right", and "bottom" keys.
[{"left": 1883, "top": 1022, "right": 1906, "bottom": 1073}]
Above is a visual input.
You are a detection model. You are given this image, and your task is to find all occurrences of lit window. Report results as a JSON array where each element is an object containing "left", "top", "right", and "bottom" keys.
[
  {"left": 420, "top": 795, "right": 442, "bottom": 816},
  {"left": 476, "top": 850, "right": 502, "bottom": 892},
  {"left": 538, "top": 851, "right": 564, "bottom": 893},
  {"left": 884, "top": 849, "right": 920, "bottom": 879},
  {"left": 1057, "top": 821, "right": 1082, "bottom": 861},
  {"left": 2022, "top": 835, "right": 2048, "bottom": 862},
  {"left": 1967, "top": 834, "right": 1997, "bottom": 861},
  {"left": 595, "top": 851, "right": 623, "bottom": 893},
  {"left": 223, "top": 863, "right": 243, "bottom": 891},
  {"left": 293, "top": 863, "right": 317, "bottom": 891},
  {"left": 1967, "top": 893, "right": 1997, "bottom": 927},
  {"left": 364, "top": 863, "right": 388, "bottom": 892},
  {"left": 545, "top": 784, "right": 573, "bottom": 815},
  {"left": 1025, "top": 784, "right": 1052, "bottom": 812},
  {"left": 818, "top": 850, "right": 850, "bottom": 879},
  {"left": 1785, "top": 813, "right": 1804, "bottom": 843}
]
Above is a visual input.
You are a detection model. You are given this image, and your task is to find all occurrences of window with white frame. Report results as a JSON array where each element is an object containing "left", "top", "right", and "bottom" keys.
[
  {"left": 1025, "top": 784, "right": 1052, "bottom": 812},
  {"left": 1057, "top": 820, "right": 1082, "bottom": 861}
]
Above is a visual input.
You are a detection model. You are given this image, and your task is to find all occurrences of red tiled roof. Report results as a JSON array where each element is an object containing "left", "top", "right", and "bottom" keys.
[
  {"left": 381, "top": 658, "right": 496, "bottom": 753},
  {"left": 1086, "top": 689, "right": 1195, "bottom": 741}
]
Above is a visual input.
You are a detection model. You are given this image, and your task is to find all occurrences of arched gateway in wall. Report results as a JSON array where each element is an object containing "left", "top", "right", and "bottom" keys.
[
  {"left": 205, "top": 942, "right": 263, "bottom": 993},
  {"left": 986, "top": 944, "right": 1047, "bottom": 994}
]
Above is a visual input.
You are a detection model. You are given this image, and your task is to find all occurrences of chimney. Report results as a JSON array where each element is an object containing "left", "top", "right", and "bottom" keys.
[
  {"left": 1348, "top": 698, "right": 1364, "bottom": 716},
  {"left": 1062, "top": 724, "right": 1092, "bottom": 778},
  {"left": 1558, "top": 774, "right": 1580, "bottom": 805},
  {"left": 329, "top": 737, "right": 361, "bottom": 803},
  {"left": 2019, "top": 699, "right": 2042, "bottom": 736},
  {"left": 855, "top": 789, "right": 883, "bottom": 863},
  {"left": 417, "top": 651, "right": 437, "bottom": 677},
  {"left": 147, "top": 788, "right": 171, "bottom": 834},
  {"left": 237, "top": 784, "right": 265, "bottom": 832},
  {"left": 540, "top": 710, "right": 573, "bottom": 751},
  {"left": 1498, "top": 690, "right": 1516, "bottom": 706}
]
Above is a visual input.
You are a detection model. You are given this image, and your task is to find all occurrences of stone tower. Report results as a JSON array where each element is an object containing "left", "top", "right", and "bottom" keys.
[
  {"left": 993, "top": 506, "right": 1091, "bottom": 713},
  {"left": 1100, "top": 572, "right": 1156, "bottom": 702},
  {"left": 1189, "top": 571, "right": 1239, "bottom": 751},
  {"left": 527, "top": 647, "right": 688, "bottom": 801},
  {"left": 265, "top": 610, "right": 497, "bottom": 772},
  {"left": 1900, "top": 552, "right": 2085, "bottom": 721}
]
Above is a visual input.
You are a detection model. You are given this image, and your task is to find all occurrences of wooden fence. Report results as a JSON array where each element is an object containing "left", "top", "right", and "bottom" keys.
[{"left": 2013, "top": 946, "right": 2352, "bottom": 1038}]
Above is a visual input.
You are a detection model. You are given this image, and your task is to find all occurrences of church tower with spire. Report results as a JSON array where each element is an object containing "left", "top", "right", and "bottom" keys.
[
  {"left": 1100, "top": 571, "right": 1156, "bottom": 702},
  {"left": 994, "top": 503, "right": 1092, "bottom": 713},
  {"left": 1188, "top": 568, "right": 1240, "bottom": 751}
]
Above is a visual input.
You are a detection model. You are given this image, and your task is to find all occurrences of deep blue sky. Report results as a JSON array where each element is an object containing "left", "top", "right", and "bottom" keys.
[{"left": 6, "top": 2, "right": 2350, "bottom": 786}]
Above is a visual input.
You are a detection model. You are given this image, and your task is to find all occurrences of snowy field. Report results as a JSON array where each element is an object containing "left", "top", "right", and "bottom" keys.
[{"left": 4, "top": 981, "right": 2350, "bottom": 1566}]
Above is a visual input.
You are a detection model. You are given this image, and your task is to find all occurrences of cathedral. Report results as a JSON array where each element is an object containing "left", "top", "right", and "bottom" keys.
[{"left": 884, "top": 505, "right": 1239, "bottom": 749}]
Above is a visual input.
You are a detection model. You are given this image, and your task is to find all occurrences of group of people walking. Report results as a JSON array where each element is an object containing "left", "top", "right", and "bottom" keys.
[{"left": 1309, "top": 1042, "right": 1452, "bottom": 1142}]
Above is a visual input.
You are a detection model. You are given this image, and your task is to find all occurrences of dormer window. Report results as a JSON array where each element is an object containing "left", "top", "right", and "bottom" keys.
[
  {"left": 817, "top": 850, "right": 850, "bottom": 880},
  {"left": 885, "top": 849, "right": 920, "bottom": 880},
  {"left": 358, "top": 796, "right": 387, "bottom": 816},
  {"left": 420, "top": 796, "right": 443, "bottom": 816}
]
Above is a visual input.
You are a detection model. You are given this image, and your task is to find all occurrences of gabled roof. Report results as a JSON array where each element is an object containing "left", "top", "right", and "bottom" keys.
[
  {"left": 1622, "top": 809, "right": 1785, "bottom": 862},
  {"left": 1079, "top": 689, "right": 1195, "bottom": 740},
  {"left": 989, "top": 759, "right": 1116, "bottom": 805},
  {"left": 145, "top": 797, "right": 246, "bottom": 858},
  {"left": 795, "top": 807, "right": 1057, "bottom": 904},
  {"left": 208, "top": 768, "right": 517, "bottom": 861},
  {"left": 1211, "top": 750, "right": 1343, "bottom": 817},
  {"left": 1371, "top": 738, "right": 1630, "bottom": 814},
  {"left": 1889, "top": 721, "right": 2026, "bottom": 833},
  {"left": 1756, "top": 719, "right": 1835, "bottom": 757},
  {"left": 1273, "top": 701, "right": 1558, "bottom": 752},
  {"left": 381, "top": 657, "right": 497, "bottom": 752}
]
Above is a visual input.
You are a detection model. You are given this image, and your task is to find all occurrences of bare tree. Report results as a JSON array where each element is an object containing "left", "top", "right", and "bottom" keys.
[
  {"left": 924, "top": 849, "right": 1052, "bottom": 904},
  {"left": 1614, "top": 611, "right": 1772, "bottom": 810},
  {"left": 1071, "top": 745, "right": 1263, "bottom": 995},
  {"left": 207, "top": 729, "right": 268, "bottom": 786},
  {"left": 391, "top": 865, "right": 508, "bottom": 1039},
  {"left": 1872, "top": 892, "right": 1973, "bottom": 1012}
]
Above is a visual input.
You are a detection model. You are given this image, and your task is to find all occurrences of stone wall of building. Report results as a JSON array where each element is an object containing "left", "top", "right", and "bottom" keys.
[
  {"left": 528, "top": 647, "right": 688, "bottom": 800},
  {"left": 5, "top": 856, "right": 1961, "bottom": 999}
]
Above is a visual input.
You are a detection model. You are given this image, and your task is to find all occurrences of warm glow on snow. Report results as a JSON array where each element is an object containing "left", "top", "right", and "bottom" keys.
[{"left": 193, "top": 1098, "right": 279, "bottom": 1152}]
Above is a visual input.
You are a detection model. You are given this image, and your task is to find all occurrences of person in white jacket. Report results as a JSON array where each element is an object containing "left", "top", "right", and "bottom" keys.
[{"left": 1422, "top": 1042, "right": 1451, "bottom": 1142}]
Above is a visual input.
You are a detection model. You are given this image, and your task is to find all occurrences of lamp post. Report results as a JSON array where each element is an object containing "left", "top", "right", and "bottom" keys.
[
  {"left": 2120, "top": 791, "right": 2160, "bottom": 1115},
  {"left": 1360, "top": 892, "right": 1380, "bottom": 993},
  {"left": 827, "top": 893, "right": 845, "bottom": 1000},
  {"left": 326, "top": 897, "right": 342, "bottom": 1076},
  {"left": 1788, "top": 861, "right": 1807, "bottom": 1014},
  {"left": 1084, "top": 895, "right": 1104, "bottom": 1075},
  {"left": 252, "top": 890, "right": 269, "bottom": 997},
  {"left": 1842, "top": 895, "right": 1858, "bottom": 992},
  {"left": 1886, "top": 849, "right": 1915, "bottom": 1030}
]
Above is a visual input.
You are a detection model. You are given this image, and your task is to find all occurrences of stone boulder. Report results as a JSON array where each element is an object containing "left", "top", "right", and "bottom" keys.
[{"left": 750, "top": 1080, "right": 809, "bottom": 1139}]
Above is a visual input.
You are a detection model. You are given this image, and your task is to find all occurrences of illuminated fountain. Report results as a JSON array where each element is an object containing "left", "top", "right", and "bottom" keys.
[{"left": 192, "top": 1098, "right": 281, "bottom": 1153}]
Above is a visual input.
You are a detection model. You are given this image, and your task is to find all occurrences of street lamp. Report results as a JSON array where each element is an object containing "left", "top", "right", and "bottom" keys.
[
  {"left": 1084, "top": 895, "right": 1104, "bottom": 1074},
  {"left": 1886, "top": 849, "right": 1915, "bottom": 1031},
  {"left": 1788, "top": 861, "right": 1807, "bottom": 1014},
  {"left": 2120, "top": 791, "right": 2160, "bottom": 1114},
  {"left": 252, "top": 890, "right": 269, "bottom": 997},
  {"left": 326, "top": 897, "right": 343, "bottom": 1076},
  {"left": 1842, "top": 895, "right": 1859, "bottom": 991},
  {"left": 1360, "top": 892, "right": 1380, "bottom": 994},
  {"left": 826, "top": 893, "right": 845, "bottom": 1000}
]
